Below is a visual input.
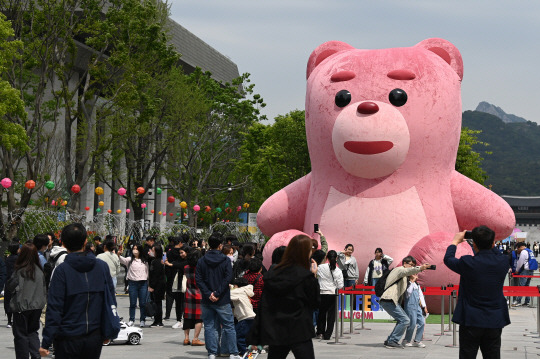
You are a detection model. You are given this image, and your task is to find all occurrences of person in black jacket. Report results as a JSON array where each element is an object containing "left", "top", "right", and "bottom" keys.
[
  {"left": 164, "top": 238, "right": 188, "bottom": 328},
  {"left": 249, "top": 234, "right": 320, "bottom": 359},
  {"left": 444, "top": 226, "right": 511, "bottom": 359},
  {"left": 39, "top": 223, "right": 117, "bottom": 359},
  {"left": 4, "top": 242, "right": 19, "bottom": 328},
  {"left": 148, "top": 244, "right": 166, "bottom": 327}
]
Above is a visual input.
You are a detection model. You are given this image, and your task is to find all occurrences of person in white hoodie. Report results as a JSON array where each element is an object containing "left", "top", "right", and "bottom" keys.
[
  {"left": 230, "top": 277, "right": 256, "bottom": 356},
  {"left": 316, "top": 250, "right": 344, "bottom": 340}
]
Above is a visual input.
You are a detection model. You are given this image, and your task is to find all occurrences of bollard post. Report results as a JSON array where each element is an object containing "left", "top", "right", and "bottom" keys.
[
  {"left": 446, "top": 285, "right": 453, "bottom": 332},
  {"left": 338, "top": 293, "right": 350, "bottom": 339},
  {"left": 328, "top": 289, "right": 346, "bottom": 345},
  {"left": 445, "top": 291, "right": 459, "bottom": 348},
  {"left": 434, "top": 286, "right": 447, "bottom": 336},
  {"left": 359, "top": 292, "right": 371, "bottom": 331},
  {"left": 508, "top": 273, "right": 514, "bottom": 310}
]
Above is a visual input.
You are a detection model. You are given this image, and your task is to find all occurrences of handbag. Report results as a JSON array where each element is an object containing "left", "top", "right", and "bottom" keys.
[
  {"left": 172, "top": 272, "right": 187, "bottom": 293},
  {"left": 181, "top": 274, "right": 187, "bottom": 293},
  {"left": 145, "top": 292, "right": 157, "bottom": 317}
]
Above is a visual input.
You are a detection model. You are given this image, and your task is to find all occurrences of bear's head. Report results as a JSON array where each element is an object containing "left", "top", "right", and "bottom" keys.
[{"left": 305, "top": 38, "right": 463, "bottom": 191}]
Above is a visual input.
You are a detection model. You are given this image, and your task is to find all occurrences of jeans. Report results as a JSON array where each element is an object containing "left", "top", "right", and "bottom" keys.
[
  {"left": 235, "top": 318, "right": 254, "bottom": 355},
  {"left": 112, "top": 276, "right": 117, "bottom": 292},
  {"left": 404, "top": 307, "right": 424, "bottom": 343},
  {"left": 379, "top": 300, "right": 410, "bottom": 344},
  {"left": 516, "top": 269, "right": 533, "bottom": 304},
  {"left": 344, "top": 279, "right": 356, "bottom": 288},
  {"left": 201, "top": 303, "right": 238, "bottom": 355},
  {"left": 372, "top": 277, "right": 379, "bottom": 286},
  {"left": 12, "top": 309, "right": 41, "bottom": 359},
  {"left": 459, "top": 325, "right": 502, "bottom": 359},
  {"left": 128, "top": 280, "right": 148, "bottom": 321}
]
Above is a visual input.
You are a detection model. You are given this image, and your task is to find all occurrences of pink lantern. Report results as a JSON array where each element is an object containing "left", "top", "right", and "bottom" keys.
[
  {"left": 1, "top": 178, "right": 12, "bottom": 189},
  {"left": 141, "top": 203, "right": 147, "bottom": 209},
  {"left": 117, "top": 187, "right": 127, "bottom": 196},
  {"left": 193, "top": 205, "right": 200, "bottom": 212},
  {"left": 162, "top": 212, "right": 167, "bottom": 216},
  {"left": 126, "top": 209, "right": 131, "bottom": 214},
  {"left": 237, "top": 206, "right": 242, "bottom": 212},
  {"left": 51, "top": 200, "right": 56, "bottom": 206}
]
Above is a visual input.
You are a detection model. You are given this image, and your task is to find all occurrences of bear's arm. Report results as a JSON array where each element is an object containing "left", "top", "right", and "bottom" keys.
[
  {"left": 256, "top": 173, "right": 312, "bottom": 237},
  {"left": 451, "top": 170, "right": 515, "bottom": 240}
]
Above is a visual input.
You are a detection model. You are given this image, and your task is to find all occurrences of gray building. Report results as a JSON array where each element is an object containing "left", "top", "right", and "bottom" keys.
[{"left": 501, "top": 195, "right": 540, "bottom": 243}]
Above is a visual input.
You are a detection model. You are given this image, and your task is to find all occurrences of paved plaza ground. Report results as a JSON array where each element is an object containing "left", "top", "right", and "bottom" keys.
[{"left": 1, "top": 292, "right": 540, "bottom": 359}]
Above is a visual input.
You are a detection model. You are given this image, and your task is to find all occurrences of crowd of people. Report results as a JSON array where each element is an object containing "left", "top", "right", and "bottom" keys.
[{"left": 0, "top": 223, "right": 536, "bottom": 358}]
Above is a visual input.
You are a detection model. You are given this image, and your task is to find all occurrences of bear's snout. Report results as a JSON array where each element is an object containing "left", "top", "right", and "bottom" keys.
[{"left": 357, "top": 101, "right": 379, "bottom": 114}]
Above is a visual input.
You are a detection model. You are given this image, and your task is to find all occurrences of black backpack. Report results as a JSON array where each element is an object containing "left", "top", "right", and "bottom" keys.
[
  {"left": 44, "top": 251, "right": 67, "bottom": 287},
  {"left": 374, "top": 268, "right": 400, "bottom": 297}
]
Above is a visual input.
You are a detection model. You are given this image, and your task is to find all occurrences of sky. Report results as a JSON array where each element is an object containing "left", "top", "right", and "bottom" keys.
[{"left": 169, "top": 1, "right": 540, "bottom": 123}]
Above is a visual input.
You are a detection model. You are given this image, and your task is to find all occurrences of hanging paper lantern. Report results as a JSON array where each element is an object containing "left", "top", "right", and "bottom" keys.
[
  {"left": 156, "top": 187, "right": 162, "bottom": 194},
  {"left": 95, "top": 187, "right": 104, "bottom": 195},
  {"left": 61, "top": 200, "right": 67, "bottom": 206},
  {"left": 205, "top": 206, "right": 211, "bottom": 212},
  {"left": 117, "top": 187, "right": 127, "bottom": 196},
  {"left": 126, "top": 209, "right": 131, "bottom": 214},
  {"left": 151, "top": 209, "right": 155, "bottom": 213},
  {"left": 85, "top": 206, "right": 90, "bottom": 211},
  {"left": 141, "top": 203, "right": 147, "bottom": 209},
  {"left": 96, "top": 208, "right": 101, "bottom": 213},
  {"left": 216, "top": 207, "right": 222, "bottom": 213},
  {"left": 45, "top": 181, "right": 55, "bottom": 190},
  {"left": 225, "top": 203, "right": 229, "bottom": 208},
  {"left": 51, "top": 200, "right": 56, "bottom": 206},
  {"left": 107, "top": 209, "right": 112, "bottom": 213},
  {"left": 1, "top": 178, "right": 12, "bottom": 189},
  {"left": 98, "top": 201, "right": 104, "bottom": 207},
  {"left": 25, "top": 180, "right": 36, "bottom": 190},
  {"left": 243, "top": 202, "right": 250, "bottom": 209},
  {"left": 158, "top": 211, "right": 162, "bottom": 215},
  {"left": 162, "top": 212, "right": 167, "bottom": 217},
  {"left": 183, "top": 213, "right": 187, "bottom": 217},
  {"left": 236, "top": 206, "right": 241, "bottom": 212},
  {"left": 176, "top": 212, "right": 180, "bottom": 216},
  {"left": 71, "top": 184, "right": 81, "bottom": 194},
  {"left": 180, "top": 201, "right": 187, "bottom": 209},
  {"left": 136, "top": 187, "right": 145, "bottom": 194},
  {"left": 193, "top": 205, "right": 200, "bottom": 212},
  {"left": 167, "top": 196, "right": 175, "bottom": 203},
  {"left": 117, "top": 209, "right": 122, "bottom": 214},
  {"left": 169, "top": 212, "right": 174, "bottom": 216}
]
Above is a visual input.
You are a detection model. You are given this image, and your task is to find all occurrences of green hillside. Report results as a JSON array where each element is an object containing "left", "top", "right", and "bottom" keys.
[{"left": 461, "top": 110, "right": 540, "bottom": 196}]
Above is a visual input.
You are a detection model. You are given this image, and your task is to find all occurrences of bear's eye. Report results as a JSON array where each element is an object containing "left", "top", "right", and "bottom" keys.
[
  {"left": 335, "top": 90, "right": 351, "bottom": 108},
  {"left": 389, "top": 88, "right": 407, "bottom": 107}
]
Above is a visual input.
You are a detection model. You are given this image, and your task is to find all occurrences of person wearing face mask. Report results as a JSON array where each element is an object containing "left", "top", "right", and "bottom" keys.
[
  {"left": 222, "top": 245, "right": 234, "bottom": 266},
  {"left": 148, "top": 245, "right": 166, "bottom": 328},
  {"left": 363, "top": 248, "right": 393, "bottom": 286},
  {"left": 118, "top": 243, "right": 149, "bottom": 327},
  {"left": 164, "top": 238, "right": 189, "bottom": 328}
]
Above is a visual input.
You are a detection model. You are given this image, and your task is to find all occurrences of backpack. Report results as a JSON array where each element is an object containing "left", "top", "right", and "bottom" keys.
[
  {"left": 44, "top": 250, "right": 67, "bottom": 287},
  {"left": 526, "top": 248, "right": 539, "bottom": 271},
  {"left": 374, "top": 268, "right": 402, "bottom": 297}
]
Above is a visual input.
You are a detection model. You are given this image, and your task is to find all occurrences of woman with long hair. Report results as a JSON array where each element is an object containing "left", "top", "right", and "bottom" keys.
[
  {"left": 148, "top": 244, "right": 166, "bottom": 328},
  {"left": 183, "top": 249, "right": 204, "bottom": 346},
  {"left": 7, "top": 243, "right": 46, "bottom": 359},
  {"left": 249, "top": 235, "right": 320, "bottom": 359},
  {"left": 337, "top": 243, "right": 359, "bottom": 288},
  {"left": 315, "top": 250, "right": 344, "bottom": 340},
  {"left": 118, "top": 243, "right": 149, "bottom": 327}
]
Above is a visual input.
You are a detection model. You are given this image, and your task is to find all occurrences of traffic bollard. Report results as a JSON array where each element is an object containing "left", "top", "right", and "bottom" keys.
[{"left": 328, "top": 290, "right": 346, "bottom": 345}]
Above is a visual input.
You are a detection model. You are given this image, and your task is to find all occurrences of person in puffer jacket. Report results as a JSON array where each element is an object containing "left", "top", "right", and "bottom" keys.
[{"left": 230, "top": 278, "right": 256, "bottom": 355}]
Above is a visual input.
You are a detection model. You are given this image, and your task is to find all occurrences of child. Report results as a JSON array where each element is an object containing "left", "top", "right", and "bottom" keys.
[
  {"left": 230, "top": 277, "right": 257, "bottom": 356},
  {"left": 403, "top": 273, "right": 427, "bottom": 348}
]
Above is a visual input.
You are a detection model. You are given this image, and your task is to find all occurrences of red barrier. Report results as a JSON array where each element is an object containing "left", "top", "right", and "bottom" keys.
[{"left": 511, "top": 275, "right": 540, "bottom": 278}]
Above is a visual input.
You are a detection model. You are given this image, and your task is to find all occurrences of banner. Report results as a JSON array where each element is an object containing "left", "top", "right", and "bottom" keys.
[{"left": 338, "top": 294, "right": 393, "bottom": 320}]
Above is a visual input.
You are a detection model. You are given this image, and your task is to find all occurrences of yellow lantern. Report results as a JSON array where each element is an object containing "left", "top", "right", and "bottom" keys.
[
  {"left": 95, "top": 187, "right": 104, "bottom": 195},
  {"left": 62, "top": 200, "right": 67, "bottom": 206},
  {"left": 158, "top": 211, "right": 162, "bottom": 215},
  {"left": 117, "top": 209, "right": 122, "bottom": 214},
  {"left": 243, "top": 202, "right": 250, "bottom": 209},
  {"left": 180, "top": 201, "right": 187, "bottom": 209},
  {"left": 98, "top": 201, "right": 104, "bottom": 207}
]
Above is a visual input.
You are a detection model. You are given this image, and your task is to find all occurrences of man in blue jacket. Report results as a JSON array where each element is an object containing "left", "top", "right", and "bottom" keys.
[
  {"left": 39, "top": 223, "right": 117, "bottom": 358},
  {"left": 444, "top": 226, "right": 511, "bottom": 359},
  {"left": 196, "top": 233, "right": 240, "bottom": 359}
]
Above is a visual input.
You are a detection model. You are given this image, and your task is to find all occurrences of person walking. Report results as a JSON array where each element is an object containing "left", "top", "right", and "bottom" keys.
[
  {"left": 183, "top": 249, "right": 204, "bottom": 346},
  {"left": 316, "top": 250, "right": 344, "bottom": 341},
  {"left": 118, "top": 243, "right": 149, "bottom": 327},
  {"left": 195, "top": 233, "right": 240, "bottom": 359},
  {"left": 148, "top": 244, "right": 166, "bottom": 328},
  {"left": 7, "top": 243, "right": 47, "bottom": 359},
  {"left": 249, "top": 234, "right": 320, "bottom": 359}
]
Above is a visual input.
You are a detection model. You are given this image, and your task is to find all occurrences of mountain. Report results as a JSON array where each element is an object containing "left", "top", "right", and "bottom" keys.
[
  {"left": 475, "top": 101, "right": 527, "bottom": 123},
  {"left": 462, "top": 110, "right": 540, "bottom": 196}
]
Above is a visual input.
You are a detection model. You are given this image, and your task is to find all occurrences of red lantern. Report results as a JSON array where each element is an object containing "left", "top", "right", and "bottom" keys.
[
  {"left": 71, "top": 184, "right": 81, "bottom": 194},
  {"left": 205, "top": 206, "right": 211, "bottom": 212},
  {"left": 151, "top": 209, "right": 155, "bottom": 214},
  {"left": 107, "top": 209, "right": 112, "bottom": 213},
  {"left": 136, "top": 187, "right": 145, "bottom": 194},
  {"left": 25, "top": 180, "right": 36, "bottom": 189},
  {"left": 169, "top": 212, "right": 173, "bottom": 216},
  {"left": 85, "top": 206, "right": 90, "bottom": 211},
  {"left": 167, "top": 196, "right": 175, "bottom": 203}
]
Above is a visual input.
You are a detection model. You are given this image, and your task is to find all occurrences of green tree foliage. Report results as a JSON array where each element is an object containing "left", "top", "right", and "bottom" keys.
[{"left": 455, "top": 128, "right": 489, "bottom": 185}]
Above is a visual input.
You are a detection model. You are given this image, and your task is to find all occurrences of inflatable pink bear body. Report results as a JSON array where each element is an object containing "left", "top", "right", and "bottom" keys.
[{"left": 258, "top": 38, "right": 515, "bottom": 288}]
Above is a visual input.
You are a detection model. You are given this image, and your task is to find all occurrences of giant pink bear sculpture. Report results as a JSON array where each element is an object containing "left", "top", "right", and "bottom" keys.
[{"left": 258, "top": 38, "right": 515, "bottom": 291}]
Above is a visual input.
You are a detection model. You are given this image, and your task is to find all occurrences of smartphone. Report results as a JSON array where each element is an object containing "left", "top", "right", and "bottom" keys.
[
  {"left": 464, "top": 231, "right": 473, "bottom": 239},
  {"left": 314, "top": 223, "right": 319, "bottom": 233},
  {"left": 427, "top": 265, "right": 436, "bottom": 270}
]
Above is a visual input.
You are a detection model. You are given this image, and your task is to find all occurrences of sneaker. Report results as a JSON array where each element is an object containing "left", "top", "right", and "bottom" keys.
[
  {"left": 150, "top": 322, "right": 164, "bottom": 328},
  {"left": 230, "top": 355, "right": 242, "bottom": 359},
  {"left": 513, "top": 302, "right": 522, "bottom": 307},
  {"left": 413, "top": 341, "right": 426, "bottom": 348},
  {"left": 384, "top": 341, "right": 404, "bottom": 349},
  {"left": 140, "top": 321, "right": 145, "bottom": 328},
  {"left": 403, "top": 341, "right": 413, "bottom": 347},
  {"left": 6, "top": 324, "right": 11, "bottom": 328},
  {"left": 127, "top": 321, "right": 134, "bottom": 327},
  {"left": 172, "top": 321, "right": 182, "bottom": 329},
  {"left": 209, "top": 356, "right": 216, "bottom": 359}
]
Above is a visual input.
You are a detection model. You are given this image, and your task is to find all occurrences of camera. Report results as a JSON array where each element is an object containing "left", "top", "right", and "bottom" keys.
[{"left": 426, "top": 265, "right": 436, "bottom": 270}]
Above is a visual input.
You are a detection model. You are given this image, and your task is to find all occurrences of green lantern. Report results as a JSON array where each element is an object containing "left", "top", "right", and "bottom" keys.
[
  {"left": 156, "top": 187, "right": 162, "bottom": 194},
  {"left": 45, "top": 181, "right": 55, "bottom": 190},
  {"left": 96, "top": 208, "right": 101, "bottom": 213},
  {"left": 225, "top": 203, "right": 229, "bottom": 208},
  {"left": 176, "top": 212, "right": 180, "bottom": 216},
  {"left": 216, "top": 207, "right": 222, "bottom": 213}
]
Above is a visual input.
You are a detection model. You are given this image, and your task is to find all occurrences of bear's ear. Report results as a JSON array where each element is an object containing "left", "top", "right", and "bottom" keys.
[
  {"left": 415, "top": 38, "right": 464, "bottom": 81},
  {"left": 306, "top": 41, "right": 355, "bottom": 80}
]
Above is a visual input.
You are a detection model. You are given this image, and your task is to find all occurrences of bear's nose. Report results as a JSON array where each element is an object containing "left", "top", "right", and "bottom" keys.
[{"left": 357, "top": 102, "right": 379, "bottom": 114}]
